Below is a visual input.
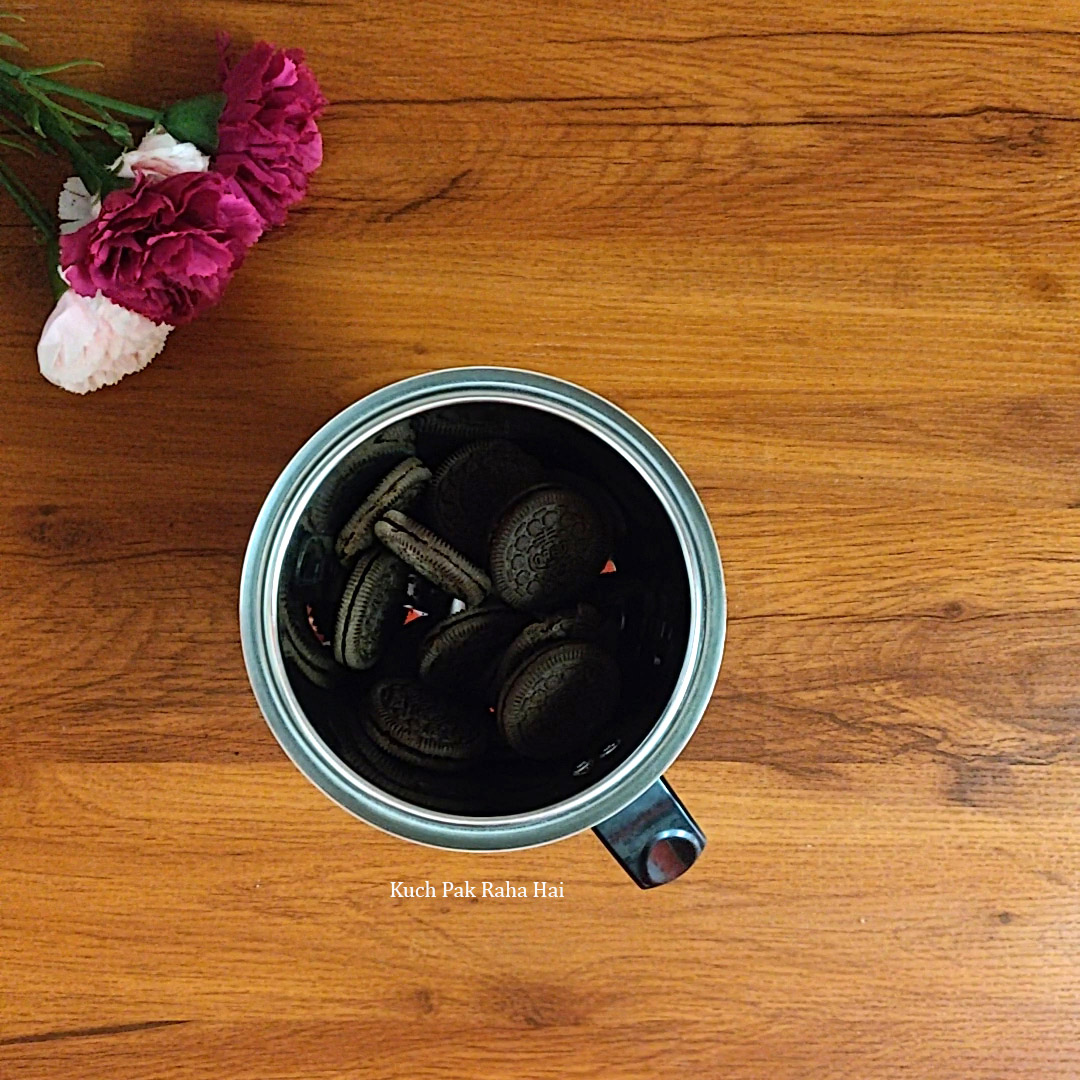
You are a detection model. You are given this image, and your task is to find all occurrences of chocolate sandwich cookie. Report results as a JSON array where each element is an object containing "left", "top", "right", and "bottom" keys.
[
  {"left": 333, "top": 547, "right": 409, "bottom": 670},
  {"left": 414, "top": 404, "right": 514, "bottom": 460},
  {"left": 278, "top": 534, "right": 341, "bottom": 689},
  {"left": 489, "top": 484, "right": 610, "bottom": 612},
  {"left": 497, "top": 641, "right": 620, "bottom": 760},
  {"left": 302, "top": 420, "right": 416, "bottom": 538},
  {"left": 335, "top": 456, "right": 432, "bottom": 563},
  {"left": 419, "top": 602, "right": 529, "bottom": 699},
  {"left": 354, "top": 722, "right": 477, "bottom": 812},
  {"left": 366, "top": 678, "right": 491, "bottom": 772},
  {"left": 326, "top": 703, "right": 476, "bottom": 813},
  {"left": 283, "top": 530, "right": 346, "bottom": 640},
  {"left": 280, "top": 607, "right": 340, "bottom": 688},
  {"left": 490, "top": 602, "right": 604, "bottom": 695},
  {"left": 428, "top": 439, "right": 544, "bottom": 562},
  {"left": 547, "top": 468, "right": 628, "bottom": 546},
  {"left": 374, "top": 510, "right": 492, "bottom": 608}
]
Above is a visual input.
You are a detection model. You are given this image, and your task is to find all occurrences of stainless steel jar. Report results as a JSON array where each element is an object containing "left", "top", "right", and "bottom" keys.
[{"left": 239, "top": 368, "right": 726, "bottom": 887}]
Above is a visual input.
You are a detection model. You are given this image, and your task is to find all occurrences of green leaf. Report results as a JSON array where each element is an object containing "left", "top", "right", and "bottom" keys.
[
  {"left": 30, "top": 102, "right": 111, "bottom": 195},
  {"left": 0, "top": 107, "right": 35, "bottom": 140},
  {"left": 0, "top": 79, "right": 52, "bottom": 153},
  {"left": 24, "top": 97, "right": 43, "bottom": 137},
  {"left": 161, "top": 91, "right": 225, "bottom": 153},
  {"left": 0, "top": 13, "right": 26, "bottom": 20},
  {"left": 0, "top": 108, "right": 53, "bottom": 154},
  {"left": 26, "top": 59, "right": 103, "bottom": 76},
  {"left": 0, "top": 31, "right": 25, "bottom": 50},
  {"left": 69, "top": 136, "right": 131, "bottom": 196},
  {"left": 101, "top": 118, "right": 133, "bottom": 148},
  {"left": 19, "top": 80, "right": 97, "bottom": 136},
  {"left": 0, "top": 132, "right": 33, "bottom": 153}
]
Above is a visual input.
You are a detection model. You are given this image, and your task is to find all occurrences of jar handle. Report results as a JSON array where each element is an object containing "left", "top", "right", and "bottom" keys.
[{"left": 593, "top": 777, "right": 705, "bottom": 888}]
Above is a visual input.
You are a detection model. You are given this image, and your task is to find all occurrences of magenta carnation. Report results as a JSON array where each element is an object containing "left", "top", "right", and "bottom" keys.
[
  {"left": 60, "top": 171, "right": 262, "bottom": 326},
  {"left": 215, "top": 38, "right": 326, "bottom": 229}
]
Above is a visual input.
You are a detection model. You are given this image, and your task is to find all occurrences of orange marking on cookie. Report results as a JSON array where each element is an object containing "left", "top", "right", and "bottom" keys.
[{"left": 306, "top": 604, "right": 329, "bottom": 645}]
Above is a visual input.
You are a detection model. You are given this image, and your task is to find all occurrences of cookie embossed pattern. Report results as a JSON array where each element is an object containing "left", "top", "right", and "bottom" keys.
[{"left": 240, "top": 368, "right": 726, "bottom": 888}]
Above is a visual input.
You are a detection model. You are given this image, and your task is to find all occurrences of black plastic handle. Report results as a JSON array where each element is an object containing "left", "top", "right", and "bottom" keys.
[{"left": 593, "top": 777, "right": 705, "bottom": 888}]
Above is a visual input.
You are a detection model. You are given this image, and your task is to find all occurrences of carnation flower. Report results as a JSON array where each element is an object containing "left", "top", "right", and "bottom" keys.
[
  {"left": 115, "top": 128, "right": 210, "bottom": 182},
  {"left": 37, "top": 283, "right": 172, "bottom": 394},
  {"left": 58, "top": 129, "right": 209, "bottom": 236},
  {"left": 59, "top": 169, "right": 262, "bottom": 325},
  {"left": 58, "top": 176, "right": 97, "bottom": 235},
  {"left": 215, "top": 36, "right": 326, "bottom": 228},
  {"left": 1, "top": 20, "right": 323, "bottom": 392}
]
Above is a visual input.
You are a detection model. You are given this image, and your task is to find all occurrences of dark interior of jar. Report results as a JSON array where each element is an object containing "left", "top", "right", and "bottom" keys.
[{"left": 279, "top": 402, "right": 691, "bottom": 815}]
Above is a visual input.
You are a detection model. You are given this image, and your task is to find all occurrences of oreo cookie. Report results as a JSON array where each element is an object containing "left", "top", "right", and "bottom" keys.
[
  {"left": 414, "top": 404, "right": 514, "bottom": 460},
  {"left": 333, "top": 548, "right": 409, "bottom": 670},
  {"left": 428, "top": 439, "right": 544, "bottom": 561},
  {"left": 374, "top": 510, "right": 491, "bottom": 608},
  {"left": 547, "top": 468, "right": 628, "bottom": 547},
  {"left": 496, "top": 641, "right": 620, "bottom": 760},
  {"left": 419, "top": 603, "right": 529, "bottom": 700},
  {"left": 278, "top": 532, "right": 341, "bottom": 688},
  {"left": 280, "top": 616, "right": 339, "bottom": 689},
  {"left": 366, "top": 678, "right": 491, "bottom": 771},
  {"left": 489, "top": 484, "right": 610, "bottom": 612},
  {"left": 490, "top": 602, "right": 603, "bottom": 694},
  {"left": 329, "top": 704, "right": 477, "bottom": 813},
  {"left": 335, "top": 456, "right": 432, "bottom": 563},
  {"left": 303, "top": 421, "right": 416, "bottom": 538}
]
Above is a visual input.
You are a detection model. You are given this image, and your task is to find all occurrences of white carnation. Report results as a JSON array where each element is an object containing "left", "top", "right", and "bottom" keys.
[
  {"left": 58, "top": 176, "right": 97, "bottom": 235},
  {"left": 37, "top": 287, "right": 173, "bottom": 394},
  {"left": 115, "top": 127, "right": 210, "bottom": 181}
]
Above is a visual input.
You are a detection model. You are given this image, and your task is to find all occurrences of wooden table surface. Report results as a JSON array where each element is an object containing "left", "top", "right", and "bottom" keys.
[{"left": 2, "top": 2, "right": 1079, "bottom": 1077}]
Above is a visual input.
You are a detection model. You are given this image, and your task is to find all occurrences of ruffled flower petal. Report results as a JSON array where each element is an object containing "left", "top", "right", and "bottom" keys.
[
  {"left": 215, "top": 39, "right": 326, "bottom": 228},
  {"left": 38, "top": 286, "right": 173, "bottom": 394},
  {"left": 58, "top": 176, "right": 98, "bottom": 235},
  {"left": 115, "top": 127, "right": 210, "bottom": 181},
  {"left": 59, "top": 171, "right": 262, "bottom": 325}
]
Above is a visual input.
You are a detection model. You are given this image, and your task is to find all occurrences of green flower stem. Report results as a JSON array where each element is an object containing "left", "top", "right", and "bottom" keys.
[
  {"left": 0, "top": 57, "right": 159, "bottom": 123},
  {"left": 20, "top": 79, "right": 125, "bottom": 138},
  {"left": 0, "top": 72, "right": 127, "bottom": 194},
  {"left": 45, "top": 236, "right": 66, "bottom": 299}
]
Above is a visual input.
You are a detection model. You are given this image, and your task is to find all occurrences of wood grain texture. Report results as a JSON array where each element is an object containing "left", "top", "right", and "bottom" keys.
[{"left": 1, "top": 1, "right": 1079, "bottom": 1077}]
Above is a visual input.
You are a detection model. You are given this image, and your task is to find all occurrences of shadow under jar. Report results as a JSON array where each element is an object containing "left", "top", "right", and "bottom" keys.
[{"left": 240, "top": 369, "right": 725, "bottom": 887}]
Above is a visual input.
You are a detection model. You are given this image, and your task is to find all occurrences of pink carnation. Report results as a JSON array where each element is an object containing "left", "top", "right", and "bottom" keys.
[
  {"left": 215, "top": 37, "right": 326, "bottom": 229},
  {"left": 59, "top": 171, "right": 262, "bottom": 326}
]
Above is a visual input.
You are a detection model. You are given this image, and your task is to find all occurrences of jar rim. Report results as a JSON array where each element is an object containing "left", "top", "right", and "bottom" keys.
[{"left": 239, "top": 367, "right": 726, "bottom": 852}]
